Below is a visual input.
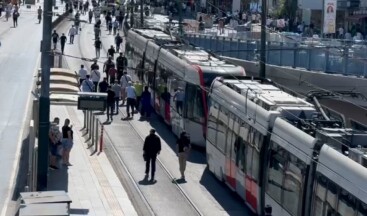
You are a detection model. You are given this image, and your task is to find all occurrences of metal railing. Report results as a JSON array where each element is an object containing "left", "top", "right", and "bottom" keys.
[{"left": 184, "top": 33, "right": 367, "bottom": 77}]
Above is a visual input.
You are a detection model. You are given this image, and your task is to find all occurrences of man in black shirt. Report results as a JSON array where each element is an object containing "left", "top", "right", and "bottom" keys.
[
  {"left": 106, "top": 85, "right": 115, "bottom": 121},
  {"left": 115, "top": 33, "right": 123, "bottom": 52},
  {"left": 107, "top": 45, "right": 115, "bottom": 58},
  {"left": 52, "top": 30, "right": 59, "bottom": 50},
  {"left": 91, "top": 60, "right": 99, "bottom": 71},
  {"left": 98, "top": 78, "right": 108, "bottom": 93},
  {"left": 116, "top": 52, "right": 127, "bottom": 81},
  {"left": 60, "top": 33, "right": 67, "bottom": 54},
  {"left": 143, "top": 129, "right": 161, "bottom": 182},
  {"left": 94, "top": 37, "right": 102, "bottom": 58}
]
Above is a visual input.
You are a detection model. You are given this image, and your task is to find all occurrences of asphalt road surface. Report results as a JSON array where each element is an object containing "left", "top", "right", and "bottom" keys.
[{"left": 0, "top": 6, "right": 43, "bottom": 215}]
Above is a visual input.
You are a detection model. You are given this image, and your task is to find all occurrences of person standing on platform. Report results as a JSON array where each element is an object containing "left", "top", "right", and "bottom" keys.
[
  {"left": 115, "top": 34, "right": 123, "bottom": 53},
  {"left": 103, "top": 56, "right": 115, "bottom": 83},
  {"left": 94, "top": 37, "right": 102, "bottom": 58},
  {"left": 62, "top": 118, "right": 73, "bottom": 166},
  {"left": 134, "top": 81, "right": 143, "bottom": 111},
  {"left": 125, "top": 81, "right": 136, "bottom": 119},
  {"left": 116, "top": 53, "right": 127, "bottom": 81},
  {"left": 107, "top": 45, "right": 116, "bottom": 59},
  {"left": 143, "top": 129, "right": 161, "bottom": 182},
  {"left": 12, "top": 10, "right": 19, "bottom": 28},
  {"left": 60, "top": 33, "right": 67, "bottom": 54},
  {"left": 112, "top": 80, "right": 122, "bottom": 114},
  {"left": 91, "top": 68, "right": 101, "bottom": 92},
  {"left": 99, "top": 78, "right": 109, "bottom": 93},
  {"left": 68, "top": 25, "right": 77, "bottom": 44},
  {"left": 88, "top": 9, "right": 93, "bottom": 23},
  {"left": 108, "top": 65, "right": 117, "bottom": 84},
  {"left": 141, "top": 86, "right": 151, "bottom": 118},
  {"left": 176, "top": 131, "right": 191, "bottom": 180},
  {"left": 106, "top": 85, "right": 115, "bottom": 121},
  {"left": 81, "top": 75, "right": 94, "bottom": 92},
  {"left": 120, "top": 71, "right": 132, "bottom": 105},
  {"left": 91, "top": 60, "right": 99, "bottom": 71},
  {"left": 78, "top": 65, "right": 88, "bottom": 86},
  {"left": 49, "top": 117, "right": 62, "bottom": 170},
  {"left": 51, "top": 30, "right": 59, "bottom": 50}
]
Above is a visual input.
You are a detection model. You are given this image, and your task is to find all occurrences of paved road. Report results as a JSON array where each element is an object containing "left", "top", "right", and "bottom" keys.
[
  {"left": 0, "top": 5, "right": 43, "bottom": 215},
  {"left": 0, "top": 2, "right": 66, "bottom": 215}
]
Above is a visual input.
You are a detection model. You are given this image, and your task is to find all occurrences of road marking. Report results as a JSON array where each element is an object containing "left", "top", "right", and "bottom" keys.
[{"left": 0, "top": 54, "right": 40, "bottom": 216}]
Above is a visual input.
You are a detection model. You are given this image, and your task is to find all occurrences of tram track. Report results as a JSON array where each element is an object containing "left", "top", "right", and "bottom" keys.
[{"left": 56, "top": 16, "right": 202, "bottom": 215}]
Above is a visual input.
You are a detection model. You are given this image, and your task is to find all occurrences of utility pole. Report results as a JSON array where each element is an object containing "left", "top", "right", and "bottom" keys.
[
  {"left": 178, "top": 0, "right": 183, "bottom": 36},
  {"left": 37, "top": 0, "right": 53, "bottom": 191},
  {"left": 259, "top": 0, "right": 267, "bottom": 78},
  {"left": 130, "top": 0, "right": 134, "bottom": 27},
  {"left": 140, "top": 0, "right": 143, "bottom": 27}
]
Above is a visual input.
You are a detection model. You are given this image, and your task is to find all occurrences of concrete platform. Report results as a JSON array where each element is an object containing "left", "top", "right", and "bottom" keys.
[{"left": 48, "top": 105, "right": 138, "bottom": 216}]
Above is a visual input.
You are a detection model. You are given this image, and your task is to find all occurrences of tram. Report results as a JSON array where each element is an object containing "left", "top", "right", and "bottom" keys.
[
  {"left": 207, "top": 76, "right": 367, "bottom": 215},
  {"left": 126, "top": 28, "right": 245, "bottom": 147}
]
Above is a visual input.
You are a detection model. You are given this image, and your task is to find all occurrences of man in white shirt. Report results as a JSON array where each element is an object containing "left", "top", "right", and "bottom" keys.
[
  {"left": 78, "top": 65, "right": 88, "bottom": 86},
  {"left": 125, "top": 81, "right": 136, "bottom": 118},
  {"left": 81, "top": 75, "right": 95, "bottom": 92},
  {"left": 120, "top": 71, "right": 132, "bottom": 105},
  {"left": 68, "top": 25, "right": 77, "bottom": 44},
  {"left": 111, "top": 80, "right": 122, "bottom": 114},
  {"left": 90, "top": 69, "right": 101, "bottom": 92}
]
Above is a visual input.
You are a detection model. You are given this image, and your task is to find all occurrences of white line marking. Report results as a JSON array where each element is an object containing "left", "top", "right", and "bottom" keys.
[{"left": 0, "top": 54, "right": 40, "bottom": 216}]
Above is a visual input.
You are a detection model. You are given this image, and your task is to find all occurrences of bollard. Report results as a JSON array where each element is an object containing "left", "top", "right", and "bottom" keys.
[
  {"left": 91, "top": 113, "right": 95, "bottom": 147},
  {"left": 95, "top": 120, "right": 99, "bottom": 152},
  {"left": 83, "top": 111, "right": 86, "bottom": 129},
  {"left": 88, "top": 111, "right": 92, "bottom": 141},
  {"left": 99, "top": 124, "right": 104, "bottom": 152}
]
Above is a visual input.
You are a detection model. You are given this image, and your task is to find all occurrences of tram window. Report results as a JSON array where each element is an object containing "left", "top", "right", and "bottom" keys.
[
  {"left": 207, "top": 112, "right": 218, "bottom": 146},
  {"left": 282, "top": 154, "right": 305, "bottom": 216},
  {"left": 227, "top": 130, "right": 234, "bottom": 158},
  {"left": 216, "top": 120, "right": 227, "bottom": 152},
  {"left": 239, "top": 138, "right": 246, "bottom": 172},
  {"left": 251, "top": 150, "right": 259, "bottom": 182},
  {"left": 245, "top": 146, "right": 253, "bottom": 177},
  {"left": 337, "top": 189, "right": 356, "bottom": 216},
  {"left": 325, "top": 180, "right": 338, "bottom": 215},
  {"left": 357, "top": 202, "right": 367, "bottom": 216},
  {"left": 312, "top": 174, "right": 328, "bottom": 216},
  {"left": 266, "top": 142, "right": 285, "bottom": 204},
  {"left": 186, "top": 84, "right": 204, "bottom": 122}
]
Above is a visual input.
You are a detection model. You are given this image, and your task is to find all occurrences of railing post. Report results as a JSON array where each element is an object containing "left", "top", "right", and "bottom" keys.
[
  {"left": 88, "top": 111, "right": 92, "bottom": 140},
  {"left": 236, "top": 39, "right": 240, "bottom": 59},
  {"left": 83, "top": 110, "right": 87, "bottom": 129},
  {"left": 95, "top": 119, "right": 99, "bottom": 152},
  {"left": 343, "top": 47, "right": 349, "bottom": 75},
  {"left": 325, "top": 47, "right": 330, "bottom": 73},
  {"left": 267, "top": 41, "right": 271, "bottom": 63},
  {"left": 91, "top": 112, "right": 95, "bottom": 147},
  {"left": 279, "top": 42, "right": 283, "bottom": 66},
  {"left": 307, "top": 48, "right": 312, "bottom": 71},
  {"left": 246, "top": 40, "right": 250, "bottom": 60},
  {"left": 293, "top": 43, "right": 297, "bottom": 68}
]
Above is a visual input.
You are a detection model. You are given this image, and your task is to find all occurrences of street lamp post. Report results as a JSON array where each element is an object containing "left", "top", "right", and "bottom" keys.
[
  {"left": 37, "top": 0, "right": 53, "bottom": 190},
  {"left": 259, "top": 0, "right": 267, "bottom": 78}
]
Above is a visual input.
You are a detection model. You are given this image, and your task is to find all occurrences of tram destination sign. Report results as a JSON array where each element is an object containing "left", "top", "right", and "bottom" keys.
[{"left": 77, "top": 92, "right": 107, "bottom": 111}]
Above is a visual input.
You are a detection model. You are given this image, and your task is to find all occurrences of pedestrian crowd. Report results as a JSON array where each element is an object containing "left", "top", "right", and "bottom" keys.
[{"left": 47, "top": 0, "right": 192, "bottom": 183}]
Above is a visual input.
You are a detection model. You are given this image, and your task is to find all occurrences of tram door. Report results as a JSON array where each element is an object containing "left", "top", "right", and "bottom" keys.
[{"left": 183, "top": 83, "right": 206, "bottom": 146}]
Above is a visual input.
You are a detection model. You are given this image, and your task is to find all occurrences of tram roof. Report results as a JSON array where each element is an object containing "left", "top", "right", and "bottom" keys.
[{"left": 221, "top": 78, "right": 314, "bottom": 108}]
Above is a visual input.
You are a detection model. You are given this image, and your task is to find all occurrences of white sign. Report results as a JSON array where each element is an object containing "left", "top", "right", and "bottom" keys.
[{"left": 323, "top": 0, "right": 337, "bottom": 34}]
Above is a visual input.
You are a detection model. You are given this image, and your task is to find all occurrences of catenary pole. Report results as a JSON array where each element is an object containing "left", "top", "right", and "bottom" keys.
[
  {"left": 140, "top": 0, "right": 143, "bottom": 27},
  {"left": 259, "top": 0, "right": 267, "bottom": 78},
  {"left": 37, "top": 0, "right": 53, "bottom": 190}
]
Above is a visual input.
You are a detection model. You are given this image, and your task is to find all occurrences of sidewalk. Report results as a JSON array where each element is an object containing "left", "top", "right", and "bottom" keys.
[{"left": 49, "top": 105, "right": 137, "bottom": 216}]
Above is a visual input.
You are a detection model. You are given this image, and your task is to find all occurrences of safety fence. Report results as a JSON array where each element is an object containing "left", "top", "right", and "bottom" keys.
[{"left": 184, "top": 33, "right": 367, "bottom": 77}]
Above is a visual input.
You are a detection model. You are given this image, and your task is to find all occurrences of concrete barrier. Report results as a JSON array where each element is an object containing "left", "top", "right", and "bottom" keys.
[{"left": 224, "top": 57, "right": 367, "bottom": 97}]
